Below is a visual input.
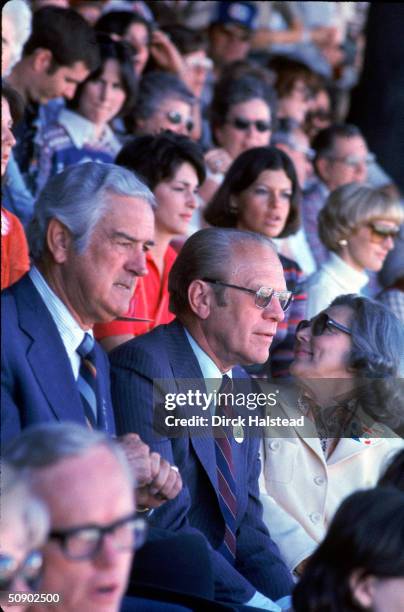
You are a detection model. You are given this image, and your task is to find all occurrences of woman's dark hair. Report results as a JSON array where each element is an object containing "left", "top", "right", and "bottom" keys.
[
  {"left": 293, "top": 487, "right": 404, "bottom": 612},
  {"left": 329, "top": 294, "right": 404, "bottom": 431},
  {"left": 204, "top": 146, "right": 300, "bottom": 238},
  {"left": 67, "top": 33, "right": 138, "bottom": 118},
  {"left": 210, "top": 73, "right": 276, "bottom": 138},
  {"left": 94, "top": 10, "right": 152, "bottom": 46},
  {"left": 116, "top": 132, "right": 206, "bottom": 189},
  {"left": 378, "top": 449, "right": 404, "bottom": 491},
  {"left": 2, "top": 84, "right": 24, "bottom": 125},
  {"left": 268, "top": 55, "right": 322, "bottom": 98}
]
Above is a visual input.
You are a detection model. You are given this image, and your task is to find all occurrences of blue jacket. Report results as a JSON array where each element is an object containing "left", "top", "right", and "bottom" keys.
[
  {"left": 110, "top": 320, "right": 293, "bottom": 605},
  {"left": 1, "top": 275, "right": 116, "bottom": 449}
]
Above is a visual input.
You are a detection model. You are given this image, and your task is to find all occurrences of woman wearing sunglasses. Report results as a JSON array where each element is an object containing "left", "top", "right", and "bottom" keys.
[
  {"left": 204, "top": 146, "right": 306, "bottom": 378},
  {"left": 260, "top": 293, "right": 404, "bottom": 578},
  {"left": 200, "top": 72, "right": 275, "bottom": 204},
  {"left": 1, "top": 463, "right": 49, "bottom": 611},
  {"left": 305, "top": 182, "right": 403, "bottom": 317},
  {"left": 130, "top": 71, "right": 195, "bottom": 137}
]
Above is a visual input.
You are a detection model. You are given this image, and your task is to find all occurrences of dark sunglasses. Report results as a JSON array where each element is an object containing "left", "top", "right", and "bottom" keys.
[
  {"left": 296, "top": 313, "right": 352, "bottom": 336},
  {"left": 367, "top": 222, "right": 400, "bottom": 244},
  {"left": 166, "top": 110, "right": 194, "bottom": 133},
  {"left": 227, "top": 117, "right": 272, "bottom": 133},
  {"left": 0, "top": 551, "right": 43, "bottom": 592}
]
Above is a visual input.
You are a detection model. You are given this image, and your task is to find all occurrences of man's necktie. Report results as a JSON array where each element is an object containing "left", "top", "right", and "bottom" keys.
[
  {"left": 214, "top": 374, "right": 237, "bottom": 563},
  {"left": 77, "top": 333, "right": 98, "bottom": 429}
]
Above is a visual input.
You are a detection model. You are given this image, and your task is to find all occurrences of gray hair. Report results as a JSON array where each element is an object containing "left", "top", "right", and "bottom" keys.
[
  {"left": 4, "top": 422, "right": 134, "bottom": 488},
  {"left": 318, "top": 183, "right": 404, "bottom": 252},
  {"left": 135, "top": 71, "right": 194, "bottom": 122},
  {"left": 329, "top": 294, "right": 404, "bottom": 430},
  {"left": 2, "top": 0, "right": 32, "bottom": 75},
  {"left": 27, "top": 162, "right": 156, "bottom": 262},
  {"left": 168, "top": 227, "right": 277, "bottom": 316},
  {"left": 1, "top": 461, "right": 49, "bottom": 549}
]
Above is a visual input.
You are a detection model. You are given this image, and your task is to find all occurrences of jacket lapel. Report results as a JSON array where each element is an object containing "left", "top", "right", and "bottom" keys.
[{"left": 15, "top": 276, "right": 87, "bottom": 425}]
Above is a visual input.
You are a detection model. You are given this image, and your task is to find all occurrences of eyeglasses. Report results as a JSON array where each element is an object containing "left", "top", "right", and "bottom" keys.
[
  {"left": 162, "top": 110, "right": 194, "bottom": 134},
  {"left": 49, "top": 513, "right": 147, "bottom": 561},
  {"left": 185, "top": 56, "right": 213, "bottom": 71},
  {"left": 227, "top": 117, "right": 272, "bottom": 133},
  {"left": 202, "top": 278, "right": 293, "bottom": 311},
  {"left": 0, "top": 551, "right": 43, "bottom": 591},
  {"left": 326, "top": 152, "right": 376, "bottom": 168},
  {"left": 296, "top": 313, "right": 352, "bottom": 336},
  {"left": 367, "top": 222, "right": 400, "bottom": 244}
]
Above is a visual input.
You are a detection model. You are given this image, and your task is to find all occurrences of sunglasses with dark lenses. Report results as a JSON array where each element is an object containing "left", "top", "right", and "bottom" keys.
[
  {"left": 296, "top": 313, "right": 352, "bottom": 336},
  {"left": 202, "top": 278, "right": 293, "bottom": 312},
  {"left": 228, "top": 117, "right": 272, "bottom": 133},
  {"left": 367, "top": 222, "right": 400, "bottom": 244},
  {"left": 49, "top": 513, "right": 147, "bottom": 561},
  {"left": 166, "top": 111, "right": 194, "bottom": 133},
  {"left": 0, "top": 550, "right": 43, "bottom": 592}
]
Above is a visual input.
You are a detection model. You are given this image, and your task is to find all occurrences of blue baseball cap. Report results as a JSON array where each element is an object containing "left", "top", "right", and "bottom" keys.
[{"left": 213, "top": 1, "right": 258, "bottom": 31}]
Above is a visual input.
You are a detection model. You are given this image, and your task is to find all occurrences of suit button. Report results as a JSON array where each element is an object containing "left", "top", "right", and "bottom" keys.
[
  {"left": 268, "top": 440, "right": 280, "bottom": 451},
  {"left": 309, "top": 512, "right": 321, "bottom": 524},
  {"left": 314, "top": 476, "right": 325, "bottom": 486}
]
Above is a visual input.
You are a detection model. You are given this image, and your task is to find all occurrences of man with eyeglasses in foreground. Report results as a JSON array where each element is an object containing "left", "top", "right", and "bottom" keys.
[
  {"left": 4, "top": 423, "right": 190, "bottom": 612},
  {"left": 110, "top": 228, "right": 294, "bottom": 610}
]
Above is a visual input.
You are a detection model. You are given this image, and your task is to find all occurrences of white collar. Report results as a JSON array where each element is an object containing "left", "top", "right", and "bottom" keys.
[
  {"left": 323, "top": 252, "right": 369, "bottom": 291},
  {"left": 57, "top": 109, "right": 114, "bottom": 149}
]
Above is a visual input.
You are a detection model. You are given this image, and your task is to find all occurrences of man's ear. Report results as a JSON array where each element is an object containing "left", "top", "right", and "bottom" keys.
[
  {"left": 188, "top": 280, "right": 213, "bottom": 320},
  {"left": 46, "top": 218, "right": 73, "bottom": 264},
  {"left": 32, "top": 48, "right": 53, "bottom": 73},
  {"left": 349, "top": 570, "right": 375, "bottom": 609}
]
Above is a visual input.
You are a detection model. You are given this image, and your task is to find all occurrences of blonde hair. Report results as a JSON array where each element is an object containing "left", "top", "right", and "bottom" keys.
[{"left": 318, "top": 182, "right": 404, "bottom": 252}]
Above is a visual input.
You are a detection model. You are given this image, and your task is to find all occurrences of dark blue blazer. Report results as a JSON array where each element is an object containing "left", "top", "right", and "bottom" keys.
[
  {"left": 110, "top": 320, "right": 293, "bottom": 605},
  {"left": 1, "top": 275, "right": 116, "bottom": 449}
]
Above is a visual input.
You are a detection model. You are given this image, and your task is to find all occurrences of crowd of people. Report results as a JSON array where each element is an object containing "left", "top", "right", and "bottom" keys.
[{"left": 1, "top": 1, "right": 404, "bottom": 611}]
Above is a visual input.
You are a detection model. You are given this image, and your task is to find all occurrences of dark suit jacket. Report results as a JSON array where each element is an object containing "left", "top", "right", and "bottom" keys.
[
  {"left": 110, "top": 320, "right": 293, "bottom": 605},
  {"left": 1, "top": 274, "right": 116, "bottom": 449}
]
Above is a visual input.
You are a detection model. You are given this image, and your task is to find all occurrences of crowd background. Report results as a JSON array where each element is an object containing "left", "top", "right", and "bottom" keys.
[{"left": 1, "top": 1, "right": 404, "bottom": 611}]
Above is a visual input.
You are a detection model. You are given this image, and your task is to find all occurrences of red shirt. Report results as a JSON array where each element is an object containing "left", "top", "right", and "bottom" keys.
[
  {"left": 1, "top": 208, "right": 30, "bottom": 290},
  {"left": 94, "top": 245, "right": 177, "bottom": 339}
]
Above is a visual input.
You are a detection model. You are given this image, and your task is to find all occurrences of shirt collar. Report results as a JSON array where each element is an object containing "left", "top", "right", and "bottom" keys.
[
  {"left": 184, "top": 328, "right": 233, "bottom": 382},
  {"left": 325, "top": 252, "right": 369, "bottom": 289},
  {"left": 29, "top": 266, "right": 92, "bottom": 358},
  {"left": 57, "top": 109, "right": 114, "bottom": 149}
]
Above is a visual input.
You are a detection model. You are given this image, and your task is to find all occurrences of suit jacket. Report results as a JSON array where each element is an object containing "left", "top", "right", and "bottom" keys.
[
  {"left": 1, "top": 274, "right": 116, "bottom": 448},
  {"left": 259, "top": 391, "right": 404, "bottom": 570},
  {"left": 110, "top": 320, "right": 293, "bottom": 605}
]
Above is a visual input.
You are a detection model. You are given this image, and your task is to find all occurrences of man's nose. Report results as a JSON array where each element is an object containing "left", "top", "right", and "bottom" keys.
[
  {"left": 126, "top": 248, "right": 148, "bottom": 277},
  {"left": 64, "top": 84, "right": 78, "bottom": 100},
  {"left": 262, "top": 296, "right": 285, "bottom": 323},
  {"left": 94, "top": 534, "right": 122, "bottom": 568}
]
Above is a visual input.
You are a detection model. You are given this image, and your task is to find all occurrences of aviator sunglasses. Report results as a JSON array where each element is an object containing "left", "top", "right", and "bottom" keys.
[
  {"left": 164, "top": 110, "right": 194, "bottom": 133},
  {"left": 203, "top": 278, "right": 293, "bottom": 312}
]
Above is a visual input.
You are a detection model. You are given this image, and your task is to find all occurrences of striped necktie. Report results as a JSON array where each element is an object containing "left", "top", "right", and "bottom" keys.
[
  {"left": 77, "top": 333, "right": 98, "bottom": 428},
  {"left": 214, "top": 374, "right": 237, "bottom": 563}
]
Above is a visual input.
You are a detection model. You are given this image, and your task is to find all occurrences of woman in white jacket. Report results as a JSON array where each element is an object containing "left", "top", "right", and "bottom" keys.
[
  {"left": 259, "top": 294, "right": 404, "bottom": 576},
  {"left": 305, "top": 183, "right": 403, "bottom": 317}
]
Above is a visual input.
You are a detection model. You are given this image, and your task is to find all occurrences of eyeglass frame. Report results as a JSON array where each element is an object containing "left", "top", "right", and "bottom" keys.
[
  {"left": 324, "top": 152, "right": 376, "bottom": 168},
  {"left": 296, "top": 312, "right": 352, "bottom": 337},
  {"left": 161, "top": 110, "right": 194, "bottom": 134},
  {"left": 226, "top": 116, "right": 272, "bottom": 133},
  {"left": 202, "top": 278, "right": 293, "bottom": 311},
  {"left": 366, "top": 221, "right": 400, "bottom": 244},
  {"left": 0, "top": 550, "right": 43, "bottom": 591},
  {"left": 49, "top": 512, "right": 147, "bottom": 561}
]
